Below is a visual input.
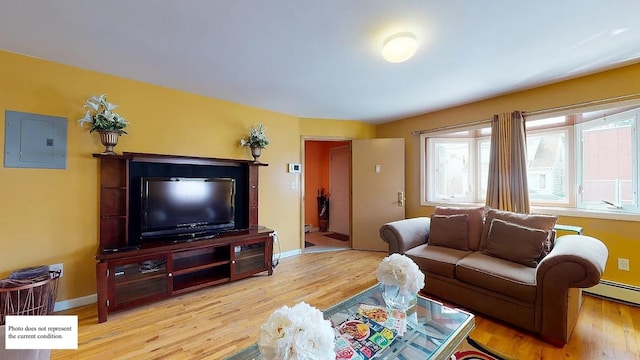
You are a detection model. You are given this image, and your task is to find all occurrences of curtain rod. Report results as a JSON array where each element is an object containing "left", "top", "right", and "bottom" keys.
[
  {"left": 411, "top": 92, "right": 640, "bottom": 136},
  {"left": 411, "top": 118, "right": 491, "bottom": 136},
  {"left": 522, "top": 93, "right": 640, "bottom": 117}
]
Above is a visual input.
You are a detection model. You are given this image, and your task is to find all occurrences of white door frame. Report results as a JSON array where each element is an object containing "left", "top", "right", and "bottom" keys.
[{"left": 300, "top": 136, "right": 352, "bottom": 252}]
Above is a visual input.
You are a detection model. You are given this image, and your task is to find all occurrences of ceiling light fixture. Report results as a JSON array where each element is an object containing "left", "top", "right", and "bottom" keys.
[{"left": 382, "top": 32, "right": 418, "bottom": 63}]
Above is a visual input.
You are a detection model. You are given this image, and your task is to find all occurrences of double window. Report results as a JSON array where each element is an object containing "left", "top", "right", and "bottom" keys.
[{"left": 421, "top": 103, "right": 640, "bottom": 215}]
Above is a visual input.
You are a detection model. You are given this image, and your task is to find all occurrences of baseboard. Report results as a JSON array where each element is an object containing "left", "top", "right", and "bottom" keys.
[
  {"left": 278, "top": 249, "right": 302, "bottom": 259},
  {"left": 54, "top": 294, "right": 97, "bottom": 312},
  {"left": 584, "top": 280, "right": 640, "bottom": 306}
]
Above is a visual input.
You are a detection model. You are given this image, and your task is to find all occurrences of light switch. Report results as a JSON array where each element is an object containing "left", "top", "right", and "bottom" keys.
[{"left": 375, "top": 164, "right": 381, "bottom": 173}]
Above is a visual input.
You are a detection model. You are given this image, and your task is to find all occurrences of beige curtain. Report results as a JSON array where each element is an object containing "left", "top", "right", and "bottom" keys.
[{"left": 485, "top": 111, "right": 530, "bottom": 213}]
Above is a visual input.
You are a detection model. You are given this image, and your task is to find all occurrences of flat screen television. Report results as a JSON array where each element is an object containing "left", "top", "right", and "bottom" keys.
[{"left": 140, "top": 177, "right": 236, "bottom": 242}]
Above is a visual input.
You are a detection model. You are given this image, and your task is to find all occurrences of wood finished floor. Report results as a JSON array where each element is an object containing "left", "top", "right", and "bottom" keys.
[
  {"left": 52, "top": 250, "right": 640, "bottom": 360},
  {"left": 303, "top": 231, "right": 350, "bottom": 253}
]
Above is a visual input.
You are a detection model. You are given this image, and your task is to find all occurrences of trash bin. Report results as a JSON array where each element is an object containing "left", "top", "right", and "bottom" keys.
[{"left": 0, "top": 265, "right": 61, "bottom": 325}]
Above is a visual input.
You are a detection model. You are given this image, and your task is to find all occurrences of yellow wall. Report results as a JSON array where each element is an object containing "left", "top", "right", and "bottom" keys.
[
  {"left": 377, "top": 63, "right": 640, "bottom": 287},
  {"left": 0, "top": 50, "right": 373, "bottom": 302},
  {"left": 300, "top": 118, "right": 376, "bottom": 139}
]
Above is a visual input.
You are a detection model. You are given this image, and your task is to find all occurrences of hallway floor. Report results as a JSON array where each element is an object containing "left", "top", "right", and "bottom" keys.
[{"left": 304, "top": 231, "right": 350, "bottom": 253}]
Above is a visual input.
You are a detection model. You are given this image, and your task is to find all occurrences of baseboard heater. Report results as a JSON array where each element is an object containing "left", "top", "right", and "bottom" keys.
[{"left": 584, "top": 280, "right": 640, "bottom": 306}]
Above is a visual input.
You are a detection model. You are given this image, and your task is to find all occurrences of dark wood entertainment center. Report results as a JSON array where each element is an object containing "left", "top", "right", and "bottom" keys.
[{"left": 93, "top": 152, "right": 273, "bottom": 323}]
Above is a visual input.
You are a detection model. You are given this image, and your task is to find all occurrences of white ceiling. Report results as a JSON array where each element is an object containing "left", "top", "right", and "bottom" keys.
[{"left": 1, "top": 1, "right": 640, "bottom": 124}]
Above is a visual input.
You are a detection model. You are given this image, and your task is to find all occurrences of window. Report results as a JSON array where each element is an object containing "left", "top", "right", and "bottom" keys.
[
  {"left": 576, "top": 109, "right": 638, "bottom": 212},
  {"left": 421, "top": 103, "right": 640, "bottom": 215},
  {"left": 428, "top": 139, "right": 471, "bottom": 202},
  {"left": 525, "top": 128, "right": 570, "bottom": 205},
  {"left": 424, "top": 128, "right": 488, "bottom": 204}
]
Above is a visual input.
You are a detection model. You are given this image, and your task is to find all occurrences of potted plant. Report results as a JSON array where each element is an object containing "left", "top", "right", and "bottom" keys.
[
  {"left": 77, "top": 94, "right": 129, "bottom": 154},
  {"left": 240, "top": 123, "right": 269, "bottom": 161}
]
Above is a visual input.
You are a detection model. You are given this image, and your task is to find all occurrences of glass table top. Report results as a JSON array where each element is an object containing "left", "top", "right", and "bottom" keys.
[{"left": 225, "top": 283, "right": 474, "bottom": 360}]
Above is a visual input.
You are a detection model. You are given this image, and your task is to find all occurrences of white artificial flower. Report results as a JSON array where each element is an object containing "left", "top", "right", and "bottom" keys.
[
  {"left": 376, "top": 253, "right": 425, "bottom": 296},
  {"left": 77, "top": 94, "right": 129, "bottom": 134},
  {"left": 258, "top": 302, "right": 334, "bottom": 360},
  {"left": 241, "top": 123, "right": 270, "bottom": 148}
]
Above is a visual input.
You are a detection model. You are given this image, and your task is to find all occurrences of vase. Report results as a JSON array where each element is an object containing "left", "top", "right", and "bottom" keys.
[
  {"left": 250, "top": 146, "right": 262, "bottom": 162},
  {"left": 98, "top": 130, "right": 120, "bottom": 155},
  {"left": 381, "top": 284, "right": 417, "bottom": 311}
]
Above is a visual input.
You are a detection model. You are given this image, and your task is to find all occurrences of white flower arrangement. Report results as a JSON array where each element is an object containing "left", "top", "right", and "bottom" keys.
[
  {"left": 376, "top": 254, "right": 425, "bottom": 296},
  {"left": 240, "top": 123, "right": 270, "bottom": 148},
  {"left": 258, "top": 302, "right": 335, "bottom": 360},
  {"left": 77, "top": 94, "right": 129, "bottom": 134}
]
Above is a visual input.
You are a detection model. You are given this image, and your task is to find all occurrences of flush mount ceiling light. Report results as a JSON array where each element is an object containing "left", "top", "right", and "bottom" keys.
[{"left": 382, "top": 32, "right": 418, "bottom": 63}]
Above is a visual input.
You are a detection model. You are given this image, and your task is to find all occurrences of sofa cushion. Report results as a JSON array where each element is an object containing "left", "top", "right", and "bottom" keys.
[
  {"left": 479, "top": 208, "right": 557, "bottom": 251},
  {"left": 435, "top": 206, "right": 486, "bottom": 251},
  {"left": 429, "top": 214, "right": 469, "bottom": 250},
  {"left": 483, "top": 218, "right": 549, "bottom": 267},
  {"left": 456, "top": 252, "right": 537, "bottom": 303},
  {"left": 405, "top": 244, "right": 472, "bottom": 279}
]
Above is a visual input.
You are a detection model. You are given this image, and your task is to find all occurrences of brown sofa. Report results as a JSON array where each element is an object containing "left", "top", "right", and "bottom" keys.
[{"left": 379, "top": 206, "right": 608, "bottom": 346}]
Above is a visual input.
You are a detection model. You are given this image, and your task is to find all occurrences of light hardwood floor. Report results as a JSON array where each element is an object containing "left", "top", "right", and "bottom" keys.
[
  {"left": 304, "top": 231, "right": 350, "bottom": 252},
  {"left": 52, "top": 250, "right": 639, "bottom": 360}
]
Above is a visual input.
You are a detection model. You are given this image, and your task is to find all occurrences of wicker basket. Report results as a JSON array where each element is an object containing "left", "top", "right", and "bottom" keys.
[{"left": 0, "top": 271, "right": 60, "bottom": 325}]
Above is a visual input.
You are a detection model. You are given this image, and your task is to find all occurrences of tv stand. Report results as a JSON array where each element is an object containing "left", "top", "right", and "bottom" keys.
[
  {"left": 93, "top": 152, "right": 271, "bottom": 323},
  {"left": 95, "top": 228, "right": 273, "bottom": 323}
]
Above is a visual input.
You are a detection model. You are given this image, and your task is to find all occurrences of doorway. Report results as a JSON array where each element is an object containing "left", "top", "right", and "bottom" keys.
[{"left": 303, "top": 139, "right": 350, "bottom": 252}]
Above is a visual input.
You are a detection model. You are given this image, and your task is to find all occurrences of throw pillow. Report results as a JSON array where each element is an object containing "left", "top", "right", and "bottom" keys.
[
  {"left": 480, "top": 208, "right": 557, "bottom": 252},
  {"left": 429, "top": 213, "right": 469, "bottom": 251},
  {"left": 483, "top": 218, "right": 549, "bottom": 267},
  {"left": 435, "top": 206, "right": 486, "bottom": 250}
]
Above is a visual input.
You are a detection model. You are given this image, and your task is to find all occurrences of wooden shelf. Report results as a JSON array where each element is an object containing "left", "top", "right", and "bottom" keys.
[
  {"left": 172, "top": 259, "right": 230, "bottom": 276},
  {"left": 173, "top": 269, "right": 230, "bottom": 293}
]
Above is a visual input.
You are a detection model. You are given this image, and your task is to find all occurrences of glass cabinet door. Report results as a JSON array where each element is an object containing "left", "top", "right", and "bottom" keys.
[
  {"left": 232, "top": 240, "right": 267, "bottom": 279},
  {"left": 111, "top": 255, "right": 169, "bottom": 308}
]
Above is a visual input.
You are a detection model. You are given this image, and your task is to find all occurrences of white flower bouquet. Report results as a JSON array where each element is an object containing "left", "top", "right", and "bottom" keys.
[
  {"left": 258, "top": 302, "right": 335, "bottom": 360},
  {"left": 376, "top": 253, "right": 425, "bottom": 296},
  {"left": 77, "top": 94, "right": 129, "bottom": 134},
  {"left": 240, "top": 123, "right": 269, "bottom": 148}
]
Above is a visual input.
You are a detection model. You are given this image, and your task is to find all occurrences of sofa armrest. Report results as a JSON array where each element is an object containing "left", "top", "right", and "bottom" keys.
[
  {"left": 379, "top": 217, "right": 430, "bottom": 255},
  {"left": 535, "top": 234, "right": 608, "bottom": 345},
  {"left": 537, "top": 234, "right": 608, "bottom": 288}
]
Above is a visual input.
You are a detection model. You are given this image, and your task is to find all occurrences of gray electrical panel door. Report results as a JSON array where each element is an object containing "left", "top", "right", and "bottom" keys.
[{"left": 4, "top": 110, "right": 68, "bottom": 169}]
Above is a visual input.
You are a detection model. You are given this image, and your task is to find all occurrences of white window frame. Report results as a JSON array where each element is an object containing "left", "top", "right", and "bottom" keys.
[
  {"left": 426, "top": 138, "right": 475, "bottom": 203},
  {"left": 419, "top": 100, "right": 640, "bottom": 221},
  {"left": 420, "top": 123, "right": 489, "bottom": 206},
  {"left": 575, "top": 109, "right": 639, "bottom": 213},
  {"left": 525, "top": 126, "right": 574, "bottom": 207}
]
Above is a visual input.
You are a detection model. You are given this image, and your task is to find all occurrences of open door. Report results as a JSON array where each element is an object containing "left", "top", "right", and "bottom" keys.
[
  {"left": 351, "top": 138, "right": 405, "bottom": 251},
  {"left": 329, "top": 145, "right": 350, "bottom": 237}
]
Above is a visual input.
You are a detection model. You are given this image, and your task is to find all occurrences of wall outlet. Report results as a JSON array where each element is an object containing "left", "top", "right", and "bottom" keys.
[
  {"left": 618, "top": 258, "right": 630, "bottom": 271},
  {"left": 50, "top": 263, "right": 64, "bottom": 277}
]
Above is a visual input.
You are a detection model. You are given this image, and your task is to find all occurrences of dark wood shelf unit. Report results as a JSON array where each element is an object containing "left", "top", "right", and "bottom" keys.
[
  {"left": 94, "top": 152, "right": 273, "bottom": 322},
  {"left": 172, "top": 245, "right": 231, "bottom": 273},
  {"left": 172, "top": 268, "right": 231, "bottom": 294}
]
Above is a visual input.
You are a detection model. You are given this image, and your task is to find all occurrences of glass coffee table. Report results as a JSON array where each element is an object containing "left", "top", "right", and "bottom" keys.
[{"left": 225, "top": 283, "right": 475, "bottom": 360}]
